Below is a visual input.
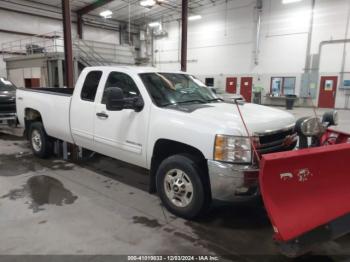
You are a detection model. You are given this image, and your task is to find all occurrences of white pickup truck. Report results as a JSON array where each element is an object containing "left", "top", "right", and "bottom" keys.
[{"left": 17, "top": 66, "right": 296, "bottom": 219}]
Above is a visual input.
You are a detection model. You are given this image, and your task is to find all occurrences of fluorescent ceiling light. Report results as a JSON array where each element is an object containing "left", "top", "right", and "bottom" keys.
[
  {"left": 188, "top": 15, "right": 202, "bottom": 21},
  {"left": 282, "top": 0, "right": 302, "bottom": 4},
  {"left": 140, "top": 0, "right": 156, "bottom": 7},
  {"left": 99, "top": 10, "right": 112, "bottom": 18},
  {"left": 149, "top": 22, "right": 161, "bottom": 27}
]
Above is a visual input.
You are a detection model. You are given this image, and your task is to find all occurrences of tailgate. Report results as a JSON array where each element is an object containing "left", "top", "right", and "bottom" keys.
[{"left": 260, "top": 143, "right": 350, "bottom": 255}]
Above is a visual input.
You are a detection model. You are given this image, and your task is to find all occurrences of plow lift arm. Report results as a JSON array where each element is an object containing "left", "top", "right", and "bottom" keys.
[{"left": 235, "top": 101, "right": 350, "bottom": 257}]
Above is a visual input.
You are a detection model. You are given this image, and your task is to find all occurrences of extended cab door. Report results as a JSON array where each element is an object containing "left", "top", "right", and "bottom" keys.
[
  {"left": 93, "top": 70, "right": 150, "bottom": 168},
  {"left": 70, "top": 70, "right": 103, "bottom": 150}
]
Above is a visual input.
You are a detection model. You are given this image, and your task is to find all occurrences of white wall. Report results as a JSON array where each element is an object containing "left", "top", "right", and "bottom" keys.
[
  {"left": 0, "top": 9, "right": 120, "bottom": 77},
  {"left": 8, "top": 67, "right": 42, "bottom": 88},
  {"left": 154, "top": 0, "right": 350, "bottom": 108}
]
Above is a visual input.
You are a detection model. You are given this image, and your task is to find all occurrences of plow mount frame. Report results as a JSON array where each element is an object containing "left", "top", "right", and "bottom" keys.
[{"left": 277, "top": 213, "right": 350, "bottom": 257}]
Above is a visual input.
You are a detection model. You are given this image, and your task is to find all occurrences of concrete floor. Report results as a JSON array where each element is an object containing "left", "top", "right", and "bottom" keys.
[{"left": 0, "top": 107, "right": 350, "bottom": 260}]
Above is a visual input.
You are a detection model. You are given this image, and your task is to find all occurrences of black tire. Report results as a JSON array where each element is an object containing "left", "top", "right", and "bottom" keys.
[
  {"left": 156, "top": 154, "right": 211, "bottom": 219},
  {"left": 29, "top": 122, "right": 53, "bottom": 158}
]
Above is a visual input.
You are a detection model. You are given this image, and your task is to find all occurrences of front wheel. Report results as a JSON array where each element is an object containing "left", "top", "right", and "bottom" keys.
[
  {"left": 156, "top": 154, "right": 211, "bottom": 219},
  {"left": 29, "top": 122, "right": 53, "bottom": 158}
]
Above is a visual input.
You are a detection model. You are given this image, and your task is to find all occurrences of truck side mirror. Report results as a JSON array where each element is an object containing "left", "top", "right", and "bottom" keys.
[
  {"left": 106, "top": 87, "right": 124, "bottom": 111},
  {"left": 105, "top": 87, "right": 144, "bottom": 112},
  {"left": 132, "top": 96, "right": 144, "bottom": 112}
]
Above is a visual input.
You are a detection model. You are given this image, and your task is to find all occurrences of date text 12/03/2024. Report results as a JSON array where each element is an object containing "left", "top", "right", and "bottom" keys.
[{"left": 127, "top": 256, "right": 220, "bottom": 261}]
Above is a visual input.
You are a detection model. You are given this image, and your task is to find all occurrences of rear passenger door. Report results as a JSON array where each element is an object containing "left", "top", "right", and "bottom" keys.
[{"left": 70, "top": 70, "right": 103, "bottom": 150}]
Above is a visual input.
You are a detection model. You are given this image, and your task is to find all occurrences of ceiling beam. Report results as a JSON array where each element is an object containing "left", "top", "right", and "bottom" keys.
[
  {"left": 62, "top": 0, "right": 74, "bottom": 88},
  {"left": 77, "top": 0, "right": 115, "bottom": 16},
  {"left": 181, "top": 0, "right": 188, "bottom": 72}
]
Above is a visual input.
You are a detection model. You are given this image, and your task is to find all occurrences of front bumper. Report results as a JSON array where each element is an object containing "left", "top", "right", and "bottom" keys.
[{"left": 208, "top": 160, "right": 260, "bottom": 202}]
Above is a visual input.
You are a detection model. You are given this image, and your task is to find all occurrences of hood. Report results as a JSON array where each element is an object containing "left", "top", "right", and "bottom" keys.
[{"left": 168, "top": 102, "right": 296, "bottom": 135}]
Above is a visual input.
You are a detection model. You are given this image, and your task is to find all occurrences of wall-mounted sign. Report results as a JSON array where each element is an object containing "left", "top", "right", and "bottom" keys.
[{"left": 343, "top": 80, "right": 350, "bottom": 88}]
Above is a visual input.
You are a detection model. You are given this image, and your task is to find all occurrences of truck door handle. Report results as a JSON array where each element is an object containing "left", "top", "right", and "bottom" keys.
[{"left": 96, "top": 112, "right": 109, "bottom": 119}]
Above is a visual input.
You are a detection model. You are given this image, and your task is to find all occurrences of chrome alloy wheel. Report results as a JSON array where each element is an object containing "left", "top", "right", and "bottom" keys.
[
  {"left": 164, "top": 169, "right": 194, "bottom": 208},
  {"left": 31, "top": 129, "right": 42, "bottom": 152}
]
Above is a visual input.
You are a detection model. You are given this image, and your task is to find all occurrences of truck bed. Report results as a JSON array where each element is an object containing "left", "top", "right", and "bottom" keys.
[{"left": 16, "top": 87, "right": 74, "bottom": 143}]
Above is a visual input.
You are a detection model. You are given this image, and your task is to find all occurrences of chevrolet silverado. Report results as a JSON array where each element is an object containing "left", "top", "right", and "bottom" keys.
[
  {"left": 16, "top": 66, "right": 298, "bottom": 217},
  {"left": 16, "top": 66, "right": 350, "bottom": 255}
]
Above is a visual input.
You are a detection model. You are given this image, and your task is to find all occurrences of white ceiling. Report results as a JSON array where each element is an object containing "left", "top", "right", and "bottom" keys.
[{"left": 24, "top": 0, "right": 229, "bottom": 25}]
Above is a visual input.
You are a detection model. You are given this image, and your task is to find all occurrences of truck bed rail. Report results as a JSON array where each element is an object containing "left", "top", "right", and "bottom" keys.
[{"left": 17, "top": 87, "right": 74, "bottom": 96}]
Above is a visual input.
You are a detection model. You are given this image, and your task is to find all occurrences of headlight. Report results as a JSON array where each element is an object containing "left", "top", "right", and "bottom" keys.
[
  {"left": 214, "top": 135, "right": 252, "bottom": 163},
  {"left": 322, "top": 111, "right": 338, "bottom": 127},
  {"left": 300, "top": 117, "right": 324, "bottom": 136}
]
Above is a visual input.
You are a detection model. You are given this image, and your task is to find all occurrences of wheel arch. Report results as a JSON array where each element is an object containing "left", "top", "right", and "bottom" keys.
[
  {"left": 149, "top": 139, "right": 208, "bottom": 193},
  {"left": 24, "top": 108, "right": 44, "bottom": 138}
]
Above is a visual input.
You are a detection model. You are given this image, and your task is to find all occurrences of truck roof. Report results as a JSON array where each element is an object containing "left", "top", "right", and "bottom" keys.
[{"left": 84, "top": 66, "right": 186, "bottom": 75}]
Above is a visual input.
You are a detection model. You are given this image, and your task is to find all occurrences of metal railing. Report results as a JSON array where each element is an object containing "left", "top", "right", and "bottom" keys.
[
  {"left": 73, "top": 39, "right": 110, "bottom": 66},
  {"left": 75, "top": 39, "right": 136, "bottom": 65},
  {"left": 1, "top": 31, "right": 136, "bottom": 66},
  {"left": 1, "top": 31, "right": 64, "bottom": 56}
]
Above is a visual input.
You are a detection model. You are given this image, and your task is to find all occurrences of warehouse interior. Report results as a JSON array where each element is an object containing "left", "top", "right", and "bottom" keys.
[
  {"left": 1, "top": 0, "right": 350, "bottom": 260},
  {"left": 1, "top": 0, "right": 350, "bottom": 108}
]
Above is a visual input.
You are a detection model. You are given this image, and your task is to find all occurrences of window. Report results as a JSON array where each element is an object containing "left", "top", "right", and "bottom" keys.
[
  {"left": 101, "top": 72, "right": 140, "bottom": 104},
  {"left": 205, "top": 78, "right": 214, "bottom": 87},
  {"left": 81, "top": 71, "right": 102, "bottom": 101},
  {"left": 270, "top": 77, "right": 296, "bottom": 96},
  {"left": 271, "top": 77, "right": 283, "bottom": 96},
  {"left": 283, "top": 77, "right": 296, "bottom": 95},
  {"left": 140, "top": 73, "right": 218, "bottom": 107}
]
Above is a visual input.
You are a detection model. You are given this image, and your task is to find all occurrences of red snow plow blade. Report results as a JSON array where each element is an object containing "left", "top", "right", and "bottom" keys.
[{"left": 260, "top": 134, "right": 350, "bottom": 256}]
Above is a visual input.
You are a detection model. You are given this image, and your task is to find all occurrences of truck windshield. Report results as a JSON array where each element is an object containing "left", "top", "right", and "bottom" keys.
[
  {"left": 140, "top": 73, "right": 221, "bottom": 107},
  {"left": 0, "top": 78, "right": 16, "bottom": 91}
]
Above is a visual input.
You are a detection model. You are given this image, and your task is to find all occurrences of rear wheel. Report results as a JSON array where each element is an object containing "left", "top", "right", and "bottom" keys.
[
  {"left": 29, "top": 122, "right": 53, "bottom": 158},
  {"left": 156, "top": 154, "right": 210, "bottom": 219}
]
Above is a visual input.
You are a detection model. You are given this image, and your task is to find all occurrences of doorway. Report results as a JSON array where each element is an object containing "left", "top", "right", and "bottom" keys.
[
  {"left": 24, "top": 78, "right": 40, "bottom": 88},
  {"left": 318, "top": 76, "right": 337, "bottom": 108},
  {"left": 226, "top": 77, "right": 237, "bottom": 93},
  {"left": 240, "top": 77, "right": 253, "bottom": 102}
]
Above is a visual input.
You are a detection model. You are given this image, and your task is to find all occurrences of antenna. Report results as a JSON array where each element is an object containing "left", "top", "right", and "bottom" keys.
[{"left": 234, "top": 101, "right": 261, "bottom": 163}]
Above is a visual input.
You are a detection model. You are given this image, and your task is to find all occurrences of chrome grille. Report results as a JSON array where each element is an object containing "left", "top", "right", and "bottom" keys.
[
  {"left": 0, "top": 101, "right": 16, "bottom": 113},
  {"left": 256, "top": 126, "right": 297, "bottom": 155}
]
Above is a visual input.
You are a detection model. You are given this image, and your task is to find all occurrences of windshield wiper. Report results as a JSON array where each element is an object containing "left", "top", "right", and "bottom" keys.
[
  {"left": 206, "top": 98, "right": 224, "bottom": 102},
  {"left": 161, "top": 99, "right": 207, "bottom": 107},
  {"left": 178, "top": 99, "right": 207, "bottom": 104}
]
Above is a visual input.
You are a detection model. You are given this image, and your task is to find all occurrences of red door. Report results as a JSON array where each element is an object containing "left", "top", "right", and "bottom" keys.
[
  {"left": 240, "top": 77, "right": 253, "bottom": 102},
  {"left": 318, "top": 76, "right": 337, "bottom": 108},
  {"left": 226, "top": 77, "right": 237, "bottom": 93},
  {"left": 24, "top": 78, "right": 40, "bottom": 88}
]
